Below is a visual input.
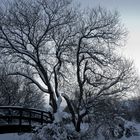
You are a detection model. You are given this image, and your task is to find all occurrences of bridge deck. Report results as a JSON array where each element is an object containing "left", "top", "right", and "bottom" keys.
[{"left": 0, "top": 125, "right": 33, "bottom": 134}]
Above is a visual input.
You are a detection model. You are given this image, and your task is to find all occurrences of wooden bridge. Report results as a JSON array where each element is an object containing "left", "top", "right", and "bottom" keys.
[{"left": 0, "top": 106, "right": 53, "bottom": 134}]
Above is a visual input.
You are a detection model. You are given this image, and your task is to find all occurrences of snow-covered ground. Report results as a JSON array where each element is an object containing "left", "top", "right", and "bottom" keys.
[
  {"left": 120, "top": 121, "right": 140, "bottom": 140},
  {"left": 0, "top": 132, "right": 140, "bottom": 140},
  {"left": 0, "top": 133, "right": 32, "bottom": 140},
  {"left": 0, "top": 122, "right": 140, "bottom": 140},
  {"left": 120, "top": 136, "right": 140, "bottom": 140}
]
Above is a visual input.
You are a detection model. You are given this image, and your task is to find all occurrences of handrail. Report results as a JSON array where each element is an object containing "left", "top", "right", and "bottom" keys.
[
  {"left": 0, "top": 106, "right": 53, "bottom": 125},
  {"left": 0, "top": 106, "right": 51, "bottom": 114}
]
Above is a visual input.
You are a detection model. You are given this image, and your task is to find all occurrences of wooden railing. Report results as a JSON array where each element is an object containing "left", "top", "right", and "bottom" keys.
[{"left": 0, "top": 106, "right": 53, "bottom": 133}]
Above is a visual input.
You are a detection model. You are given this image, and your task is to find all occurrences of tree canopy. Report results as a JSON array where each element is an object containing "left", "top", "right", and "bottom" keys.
[{"left": 0, "top": 0, "right": 138, "bottom": 132}]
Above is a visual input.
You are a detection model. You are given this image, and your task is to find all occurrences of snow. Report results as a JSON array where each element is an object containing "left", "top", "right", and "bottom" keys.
[
  {"left": 0, "top": 133, "right": 33, "bottom": 140},
  {"left": 119, "top": 122, "right": 140, "bottom": 140},
  {"left": 80, "top": 123, "right": 89, "bottom": 133},
  {"left": 54, "top": 106, "right": 64, "bottom": 123},
  {"left": 120, "top": 136, "right": 140, "bottom": 140},
  {"left": 54, "top": 111, "right": 63, "bottom": 123},
  {"left": 0, "top": 121, "right": 140, "bottom": 140}
]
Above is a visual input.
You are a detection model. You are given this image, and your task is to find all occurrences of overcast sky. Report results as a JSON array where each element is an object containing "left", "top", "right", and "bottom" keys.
[{"left": 76, "top": 0, "right": 140, "bottom": 73}]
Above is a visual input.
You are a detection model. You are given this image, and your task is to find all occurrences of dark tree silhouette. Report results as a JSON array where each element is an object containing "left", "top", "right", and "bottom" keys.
[
  {"left": 0, "top": 63, "right": 45, "bottom": 109},
  {"left": 0, "top": 0, "right": 138, "bottom": 132}
]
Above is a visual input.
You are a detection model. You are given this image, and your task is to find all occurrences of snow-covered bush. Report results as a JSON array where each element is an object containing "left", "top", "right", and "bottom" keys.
[
  {"left": 124, "top": 121, "right": 139, "bottom": 138},
  {"left": 104, "top": 117, "right": 139, "bottom": 140},
  {"left": 32, "top": 123, "right": 68, "bottom": 140},
  {"left": 83, "top": 117, "right": 139, "bottom": 140},
  {"left": 32, "top": 122, "right": 81, "bottom": 140},
  {"left": 31, "top": 114, "right": 139, "bottom": 140}
]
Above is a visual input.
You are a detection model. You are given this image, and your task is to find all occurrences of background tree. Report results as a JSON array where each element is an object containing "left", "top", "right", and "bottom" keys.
[
  {"left": 123, "top": 85, "right": 140, "bottom": 122},
  {"left": 0, "top": 62, "right": 45, "bottom": 109},
  {"left": 0, "top": 0, "right": 138, "bottom": 132}
]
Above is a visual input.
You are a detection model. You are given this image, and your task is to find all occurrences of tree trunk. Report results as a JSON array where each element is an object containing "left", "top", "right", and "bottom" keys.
[
  {"left": 49, "top": 93, "right": 57, "bottom": 113},
  {"left": 76, "top": 118, "right": 81, "bottom": 132}
]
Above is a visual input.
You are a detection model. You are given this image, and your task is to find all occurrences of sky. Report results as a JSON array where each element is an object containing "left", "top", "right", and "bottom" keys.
[{"left": 76, "top": 0, "right": 140, "bottom": 73}]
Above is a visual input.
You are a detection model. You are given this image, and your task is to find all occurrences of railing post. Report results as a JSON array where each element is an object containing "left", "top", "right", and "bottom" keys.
[
  {"left": 41, "top": 112, "right": 43, "bottom": 125},
  {"left": 8, "top": 109, "right": 12, "bottom": 124},
  {"left": 19, "top": 109, "right": 22, "bottom": 126},
  {"left": 29, "top": 111, "right": 31, "bottom": 125}
]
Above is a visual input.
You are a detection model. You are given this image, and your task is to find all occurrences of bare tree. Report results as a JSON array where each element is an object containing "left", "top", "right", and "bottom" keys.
[
  {"left": 62, "top": 8, "right": 138, "bottom": 131},
  {"left": 0, "top": 63, "right": 45, "bottom": 108},
  {"left": 0, "top": 0, "right": 138, "bottom": 132},
  {"left": 0, "top": 64, "right": 19, "bottom": 105},
  {"left": 0, "top": 0, "right": 78, "bottom": 113},
  {"left": 63, "top": 58, "right": 137, "bottom": 131}
]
